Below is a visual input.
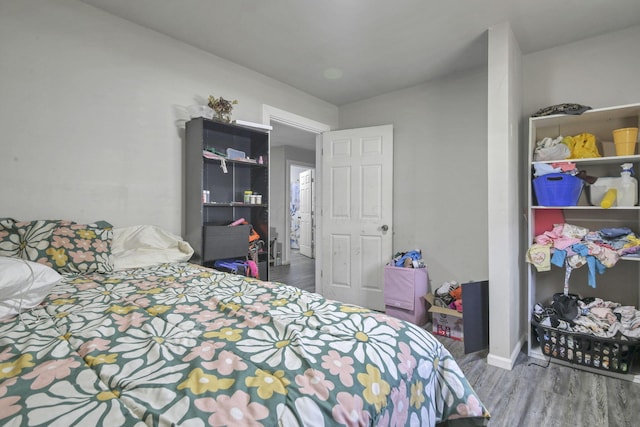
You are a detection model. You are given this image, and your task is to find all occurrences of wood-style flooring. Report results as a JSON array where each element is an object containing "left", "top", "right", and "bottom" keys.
[
  {"left": 267, "top": 253, "right": 639, "bottom": 426},
  {"left": 268, "top": 249, "right": 315, "bottom": 293},
  {"left": 435, "top": 333, "right": 640, "bottom": 427}
]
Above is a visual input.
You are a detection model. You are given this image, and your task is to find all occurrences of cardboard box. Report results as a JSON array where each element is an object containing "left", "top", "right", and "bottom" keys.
[
  {"left": 424, "top": 293, "right": 464, "bottom": 341},
  {"left": 432, "top": 312, "right": 464, "bottom": 341}
]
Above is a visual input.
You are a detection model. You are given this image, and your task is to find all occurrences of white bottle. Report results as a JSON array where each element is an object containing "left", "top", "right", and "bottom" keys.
[{"left": 617, "top": 163, "right": 638, "bottom": 206}]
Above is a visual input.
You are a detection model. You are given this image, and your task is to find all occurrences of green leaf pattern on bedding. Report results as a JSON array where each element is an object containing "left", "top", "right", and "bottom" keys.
[{"left": 0, "top": 263, "right": 489, "bottom": 426}]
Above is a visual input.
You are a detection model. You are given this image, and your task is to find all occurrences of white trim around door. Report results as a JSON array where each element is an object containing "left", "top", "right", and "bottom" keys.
[{"left": 262, "top": 105, "right": 331, "bottom": 294}]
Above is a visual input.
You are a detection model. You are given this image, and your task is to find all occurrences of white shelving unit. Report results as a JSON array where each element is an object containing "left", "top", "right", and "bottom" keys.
[{"left": 526, "top": 103, "right": 640, "bottom": 382}]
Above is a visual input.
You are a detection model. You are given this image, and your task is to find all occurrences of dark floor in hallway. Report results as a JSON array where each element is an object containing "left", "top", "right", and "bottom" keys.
[{"left": 268, "top": 249, "right": 315, "bottom": 293}]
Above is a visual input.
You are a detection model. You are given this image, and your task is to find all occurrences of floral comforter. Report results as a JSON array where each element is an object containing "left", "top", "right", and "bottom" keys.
[{"left": 0, "top": 263, "right": 489, "bottom": 426}]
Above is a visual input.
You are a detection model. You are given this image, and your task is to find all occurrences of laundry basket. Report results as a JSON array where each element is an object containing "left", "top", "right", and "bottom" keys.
[{"left": 532, "top": 319, "right": 639, "bottom": 374}]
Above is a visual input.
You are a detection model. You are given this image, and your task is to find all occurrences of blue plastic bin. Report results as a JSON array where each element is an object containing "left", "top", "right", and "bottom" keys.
[{"left": 533, "top": 173, "right": 583, "bottom": 206}]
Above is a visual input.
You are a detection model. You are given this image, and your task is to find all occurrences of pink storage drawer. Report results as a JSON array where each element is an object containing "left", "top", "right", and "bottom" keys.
[{"left": 383, "top": 265, "right": 428, "bottom": 325}]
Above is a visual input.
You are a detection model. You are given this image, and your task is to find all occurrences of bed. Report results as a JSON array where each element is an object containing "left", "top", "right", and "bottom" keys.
[{"left": 0, "top": 219, "right": 490, "bottom": 426}]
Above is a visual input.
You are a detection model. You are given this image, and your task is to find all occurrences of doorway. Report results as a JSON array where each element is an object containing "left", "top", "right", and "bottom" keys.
[
  {"left": 288, "top": 163, "right": 314, "bottom": 259},
  {"left": 262, "top": 106, "right": 394, "bottom": 309},
  {"left": 268, "top": 133, "right": 316, "bottom": 292},
  {"left": 263, "top": 106, "right": 330, "bottom": 293}
]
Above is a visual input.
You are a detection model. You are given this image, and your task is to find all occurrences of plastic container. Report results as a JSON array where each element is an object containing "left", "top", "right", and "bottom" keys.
[
  {"left": 589, "top": 164, "right": 639, "bottom": 207},
  {"left": 618, "top": 163, "right": 638, "bottom": 206},
  {"left": 532, "top": 173, "right": 584, "bottom": 206},
  {"left": 588, "top": 177, "right": 623, "bottom": 206},
  {"left": 533, "top": 319, "right": 639, "bottom": 374},
  {"left": 613, "top": 127, "right": 638, "bottom": 156},
  {"left": 226, "top": 148, "right": 246, "bottom": 160}
]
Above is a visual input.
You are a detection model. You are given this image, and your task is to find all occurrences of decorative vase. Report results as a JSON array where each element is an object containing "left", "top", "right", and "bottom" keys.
[
  {"left": 208, "top": 96, "right": 237, "bottom": 124},
  {"left": 215, "top": 111, "right": 232, "bottom": 123}
]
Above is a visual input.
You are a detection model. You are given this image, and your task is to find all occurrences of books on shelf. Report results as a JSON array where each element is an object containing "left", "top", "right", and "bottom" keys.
[{"left": 233, "top": 120, "right": 273, "bottom": 131}]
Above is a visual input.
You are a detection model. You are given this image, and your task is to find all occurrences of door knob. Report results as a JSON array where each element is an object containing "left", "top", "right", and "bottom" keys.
[{"left": 381, "top": 224, "right": 389, "bottom": 231}]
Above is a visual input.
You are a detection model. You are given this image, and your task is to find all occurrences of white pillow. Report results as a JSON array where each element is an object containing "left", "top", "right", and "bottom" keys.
[
  {"left": 111, "top": 225, "right": 194, "bottom": 270},
  {"left": 0, "top": 256, "right": 62, "bottom": 320}
]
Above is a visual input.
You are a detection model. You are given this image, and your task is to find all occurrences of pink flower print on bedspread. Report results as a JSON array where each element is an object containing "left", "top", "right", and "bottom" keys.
[
  {"left": 201, "top": 350, "right": 248, "bottom": 375},
  {"left": 21, "top": 358, "right": 81, "bottom": 389},
  {"left": 331, "top": 392, "right": 371, "bottom": 426},
  {"left": 0, "top": 348, "right": 13, "bottom": 362},
  {"left": 183, "top": 342, "right": 226, "bottom": 362},
  {"left": 78, "top": 338, "right": 111, "bottom": 357},
  {"left": 69, "top": 248, "right": 96, "bottom": 263},
  {"left": 449, "top": 394, "right": 485, "bottom": 419},
  {"left": 365, "top": 312, "right": 405, "bottom": 331},
  {"left": 51, "top": 235, "right": 74, "bottom": 250},
  {"left": 112, "top": 312, "right": 148, "bottom": 333},
  {"left": 205, "top": 317, "right": 237, "bottom": 331},
  {"left": 295, "top": 368, "right": 335, "bottom": 400},
  {"left": 195, "top": 390, "right": 269, "bottom": 427},
  {"left": 321, "top": 350, "right": 355, "bottom": 387},
  {"left": 397, "top": 342, "right": 417, "bottom": 380},
  {"left": 245, "top": 302, "right": 270, "bottom": 314},
  {"left": 0, "top": 377, "right": 20, "bottom": 421},
  {"left": 237, "top": 313, "right": 270, "bottom": 328},
  {"left": 190, "top": 310, "right": 225, "bottom": 324},
  {"left": 390, "top": 381, "right": 410, "bottom": 427}
]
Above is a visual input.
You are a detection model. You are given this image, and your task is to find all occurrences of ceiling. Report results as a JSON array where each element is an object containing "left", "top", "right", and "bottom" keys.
[{"left": 79, "top": 0, "right": 640, "bottom": 107}]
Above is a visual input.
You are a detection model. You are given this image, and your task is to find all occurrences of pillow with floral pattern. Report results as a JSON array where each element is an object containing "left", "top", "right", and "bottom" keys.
[
  {"left": 46, "top": 220, "right": 114, "bottom": 274},
  {"left": 0, "top": 218, "right": 114, "bottom": 274},
  {"left": 0, "top": 218, "right": 62, "bottom": 263}
]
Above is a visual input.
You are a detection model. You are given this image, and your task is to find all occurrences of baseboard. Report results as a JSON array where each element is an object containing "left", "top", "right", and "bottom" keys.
[{"left": 486, "top": 334, "right": 525, "bottom": 370}]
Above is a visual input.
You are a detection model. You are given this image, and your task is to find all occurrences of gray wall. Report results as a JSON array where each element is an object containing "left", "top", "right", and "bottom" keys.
[
  {"left": 522, "top": 25, "right": 640, "bottom": 117},
  {"left": 487, "top": 23, "right": 523, "bottom": 368},
  {"left": 339, "top": 23, "right": 640, "bottom": 366},
  {"left": 339, "top": 69, "right": 489, "bottom": 289},
  {"left": 269, "top": 145, "right": 315, "bottom": 261},
  {"left": 2, "top": 0, "right": 639, "bottom": 370},
  {"left": 0, "top": 0, "right": 337, "bottom": 235}
]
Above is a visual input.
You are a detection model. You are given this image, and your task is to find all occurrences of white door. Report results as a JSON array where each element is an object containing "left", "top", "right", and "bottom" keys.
[
  {"left": 299, "top": 168, "right": 314, "bottom": 258},
  {"left": 321, "top": 125, "right": 393, "bottom": 310}
]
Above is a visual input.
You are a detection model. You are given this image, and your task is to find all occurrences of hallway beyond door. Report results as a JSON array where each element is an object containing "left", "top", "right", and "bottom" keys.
[{"left": 269, "top": 250, "right": 315, "bottom": 293}]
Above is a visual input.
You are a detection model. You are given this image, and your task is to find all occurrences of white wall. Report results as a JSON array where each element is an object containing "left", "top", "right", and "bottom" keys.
[
  {"left": 339, "top": 68, "right": 489, "bottom": 289},
  {"left": 338, "top": 24, "right": 640, "bottom": 368},
  {"left": 487, "top": 22, "right": 523, "bottom": 369},
  {"left": 269, "top": 146, "right": 315, "bottom": 262},
  {"left": 0, "top": 0, "right": 338, "bottom": 235},
  {"left": 523, "top": 25, "right": 640, "bottom": 115},
  {"left": 2, "top": 0, "right": 638, "bottom": 367}
]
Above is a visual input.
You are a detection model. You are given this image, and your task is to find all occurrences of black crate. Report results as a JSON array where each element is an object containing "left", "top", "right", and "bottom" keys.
[{"left": 532, "top": 320, "right": 640, "bottom": 374}]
